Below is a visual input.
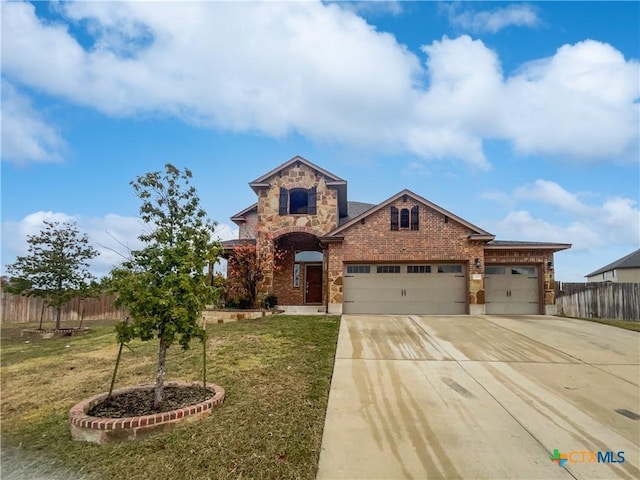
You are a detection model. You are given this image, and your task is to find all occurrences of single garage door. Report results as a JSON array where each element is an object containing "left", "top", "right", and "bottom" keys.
[
  {"left": 485, "top": 265, "right": 540, "bottom": 314},
  {"left": 343, "top": 264, "right": 467, "bottom": 314}
]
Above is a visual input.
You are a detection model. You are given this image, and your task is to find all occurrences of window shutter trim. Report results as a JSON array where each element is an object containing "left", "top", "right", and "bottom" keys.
[
  {"left": 390, "top": 206, "right": 399, "bottom": 231},
  {"left": 308, "top": 187, "right": 317, "bottom": 215},
  {"left": 279, "top": 188, "right": 288, "bottom": 215},
  {"left": 411, "top": 205, "right": 419, "bottom": 230}
]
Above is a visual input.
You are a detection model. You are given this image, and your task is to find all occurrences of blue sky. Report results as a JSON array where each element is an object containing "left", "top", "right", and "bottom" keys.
[{"left": 1, "top": 1, "right": 639, "bottom": 282}]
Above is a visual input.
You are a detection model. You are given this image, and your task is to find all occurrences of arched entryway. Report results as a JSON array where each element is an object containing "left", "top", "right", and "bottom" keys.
[{"left": 272, "top": 232, "right": 324, "bottom": 306}]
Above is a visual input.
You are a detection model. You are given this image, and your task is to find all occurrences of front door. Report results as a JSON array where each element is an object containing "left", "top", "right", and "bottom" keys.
[{"left": 305, "top": 265, "right": 323, "bottom": 304}]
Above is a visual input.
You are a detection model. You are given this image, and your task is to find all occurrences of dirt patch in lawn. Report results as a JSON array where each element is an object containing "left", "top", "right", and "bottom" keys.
[{"left": 88, "top": 385, "right": 214, "bottom": 418}]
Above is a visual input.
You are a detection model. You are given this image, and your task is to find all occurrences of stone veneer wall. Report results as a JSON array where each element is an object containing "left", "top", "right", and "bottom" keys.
[
  {"left": 255, "top": 162, "right": 339, "bottom": 299},
  {"left": 327, "top": 198, "right": 485, "bottom": 313}
]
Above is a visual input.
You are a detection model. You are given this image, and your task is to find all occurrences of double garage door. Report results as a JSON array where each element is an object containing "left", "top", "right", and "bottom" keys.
[{"left": 343, "top": 264, "right": 467, "bottom": 315}]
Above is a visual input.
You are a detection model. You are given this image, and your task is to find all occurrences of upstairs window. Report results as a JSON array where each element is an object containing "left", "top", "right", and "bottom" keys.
[
  {"left": 289, "top": 189, "right": 309, "bottom": 214},
  {"left": 391, "top": 205, "right": 419, "bottom": 230},
  {"left": 279, "top": 187, "right": 317, "bottom": 215},
  {"left": 400, "top": 208, "right": 410, "bottom": 228}
]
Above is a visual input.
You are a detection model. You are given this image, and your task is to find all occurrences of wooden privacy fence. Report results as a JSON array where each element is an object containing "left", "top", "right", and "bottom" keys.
[
  {"left": 556, "top": 282, "right": 640, "bottom": 321},
  {"left": 1, "top": 292, "right": 127, "bottom": 324}
]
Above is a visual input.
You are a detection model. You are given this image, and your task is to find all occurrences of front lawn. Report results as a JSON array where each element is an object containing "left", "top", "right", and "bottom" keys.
[{"left": 0, "top": 315, "right": 340, "bottom": 480}]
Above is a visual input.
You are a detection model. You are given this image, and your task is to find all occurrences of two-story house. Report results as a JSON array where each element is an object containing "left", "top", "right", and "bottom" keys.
[{"left": 223, "top": 156, "right": 571, "bottom": 315}]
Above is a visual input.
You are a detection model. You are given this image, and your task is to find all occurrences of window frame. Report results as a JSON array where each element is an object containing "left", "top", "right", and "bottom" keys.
[
  {"left": 346, "top": 265, "right": 371, "bottom": 274},
  {"left": 407, "top": 265, "right": 431, "bottom": 274},
  {"left": 400, "top": 208, "right": 410, "bottom": 229},
  {"left": 376, "top": 265, "right": 401, "bottom": 274}
]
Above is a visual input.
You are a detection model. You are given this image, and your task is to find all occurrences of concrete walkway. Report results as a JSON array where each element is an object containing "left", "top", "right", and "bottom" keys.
[{"left": 317, "top": 315, "right": 640, "bottom": 480}]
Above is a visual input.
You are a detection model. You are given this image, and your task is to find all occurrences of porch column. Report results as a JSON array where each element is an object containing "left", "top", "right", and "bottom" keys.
[
  {"left": 256, "top": 236, "right": 274, "bottom": 299},
  {"left": 468, "top": 255, "right": 486, "bottom": 315}
]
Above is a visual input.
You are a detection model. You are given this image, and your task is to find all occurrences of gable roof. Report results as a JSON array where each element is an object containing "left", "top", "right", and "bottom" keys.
[
  {"left": 586, "top": 248, "right": 640, "bottom": 277},
  {"left": 230, "top": 203, "right": 257, "bottom": 223},
  {"left": 326, "top": 189, "right": 494, "bottom": 238},
  {"left": 249, "top": 155, "right": 346, "bottom": 192}
]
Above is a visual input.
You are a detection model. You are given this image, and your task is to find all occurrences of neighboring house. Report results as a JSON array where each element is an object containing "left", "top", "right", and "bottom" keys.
[
  {"left": 223, "top": 156, "right": 571, "bottom": 315},
  {"left": 585, "top": 249, "right": 640, "bottom": 283}
]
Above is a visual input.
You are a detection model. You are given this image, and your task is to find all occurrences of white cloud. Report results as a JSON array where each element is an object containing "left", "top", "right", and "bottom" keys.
[
  {"left": 446, "top": 4, "right": 541, "bottom": 33},
  {"left": 1, "top": 2, "right": 638, "bottom": 167},
  {"left": 494, "top": 210, "right": 601, "bottom": 250},
  {"left": 503, "top": 40, "right": 640, "bottom": 161},
  {"left": 1, "top": 211, "right": 239, "bottom": 279},
  {"left": 486, "top": 180, "right": 640, "bottom": 251},
  {"left": 514, "top": 179, "right": 590, "bottom": 215},
  {"left": 0, "top": 80, "right": 66, "bottom": 164}
]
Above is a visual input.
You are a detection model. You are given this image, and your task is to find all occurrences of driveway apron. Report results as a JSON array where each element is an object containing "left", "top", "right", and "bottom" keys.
[{"left": 316, "top": 315, "right": 640, "bottom": 480}]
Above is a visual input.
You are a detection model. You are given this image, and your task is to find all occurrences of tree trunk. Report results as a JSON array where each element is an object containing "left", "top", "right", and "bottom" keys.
[
  {"left": 38, "top": 302, "right": 45, "bottom": 330},
  {"left": 55, "top": 305, "right": 62, "bottom": 330},
  {"left": 154, "top": 338, "right": 168, "bottom": 408}
]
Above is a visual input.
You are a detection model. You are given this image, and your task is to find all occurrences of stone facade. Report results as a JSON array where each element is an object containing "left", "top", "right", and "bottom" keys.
[{"left": 252, "top": 161, "right": 339, "bottom": 304}]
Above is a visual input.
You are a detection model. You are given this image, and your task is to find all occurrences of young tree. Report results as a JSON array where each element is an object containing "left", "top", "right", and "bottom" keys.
[
  {"left": 226, "top": 237, "right": 284, "bottom": 308},
  {"left": 6, "top": 221, "right": 98, "bottom": 329},
  {"left": 109, "top": 164, "right": 221, "bottom": 408},
  {"left": 226, "top": 243, "right": 261, "bottom": 308}
]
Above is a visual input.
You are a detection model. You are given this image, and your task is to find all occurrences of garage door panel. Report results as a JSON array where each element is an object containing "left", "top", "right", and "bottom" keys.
[
  {"left": 345, "top": 287, "right": 404, "bottom": 302},
  {"left": 485, "top": 266, "right": 539, "bottom": 315},
  {"left": 343, "top": 265, "right": 467, "bottom": 315}
]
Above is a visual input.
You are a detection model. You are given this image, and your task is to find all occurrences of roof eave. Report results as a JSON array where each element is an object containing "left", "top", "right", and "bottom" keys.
[
  {"left": 249, "top": 155, "right": 346, "bottom": 185},
  {"left": 485, "top": 243, "right": 572, "bottom": 251},
  {"left": 319, "top": 236, "right": 344, "bottom": 245},
  {"left": 468, "top": 234, "right": 495, "bottom": 241}
]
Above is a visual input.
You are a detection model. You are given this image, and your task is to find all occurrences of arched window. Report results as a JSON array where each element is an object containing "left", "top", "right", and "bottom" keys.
[{"left": 400, "top": 208, "right": 410, "bottom": 228}]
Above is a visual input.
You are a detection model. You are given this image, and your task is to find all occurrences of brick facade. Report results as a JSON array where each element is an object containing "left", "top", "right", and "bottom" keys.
[
  {"left": 226, "top": 156, "right": 569, "bottom": 314},
  {"left": 327, "top": 197, "right": 486, "bottom": 312}
]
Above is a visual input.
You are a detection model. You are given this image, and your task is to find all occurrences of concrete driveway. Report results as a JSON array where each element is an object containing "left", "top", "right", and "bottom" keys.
[{"left": 317, "top": 315, "right": 640, "bottom": 480}]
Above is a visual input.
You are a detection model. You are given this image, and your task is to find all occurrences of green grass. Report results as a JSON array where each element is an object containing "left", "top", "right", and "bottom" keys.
[
  {"left": 570, "top": 316, "right": 640, "bottom": 332},
  {"left": 1, "top": 315, "right": 341, "bottom": 480}
]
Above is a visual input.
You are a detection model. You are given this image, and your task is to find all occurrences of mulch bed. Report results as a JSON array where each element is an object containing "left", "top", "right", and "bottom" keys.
[{"left": 88, "top": 386, "right": 214, "bottom": 418}]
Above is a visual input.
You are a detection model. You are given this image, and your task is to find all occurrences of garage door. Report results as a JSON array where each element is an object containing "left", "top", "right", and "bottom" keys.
[
  {"left": 343, "top": 264, "right": 467, "bottom": 314},
  {"left": 485, "top": 265, "right": 539, "bottom": 314}
]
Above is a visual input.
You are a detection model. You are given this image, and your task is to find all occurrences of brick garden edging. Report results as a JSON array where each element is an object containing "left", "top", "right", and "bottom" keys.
[{"left": 69, "top": 381, "right": 225, "bottom": 444}]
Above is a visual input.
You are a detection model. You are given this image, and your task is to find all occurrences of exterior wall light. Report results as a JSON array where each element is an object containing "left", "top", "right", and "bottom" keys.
[{"left": 474, "top": 258, "right": 481, "bottom": 268}]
